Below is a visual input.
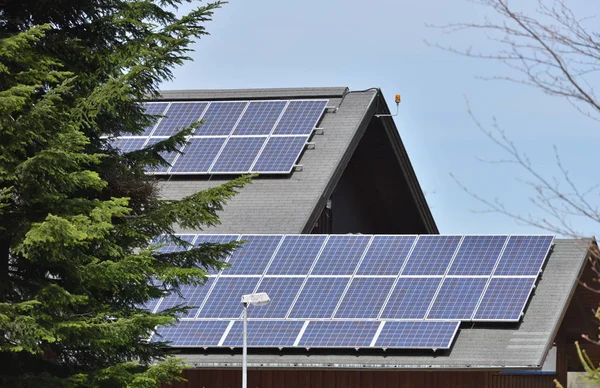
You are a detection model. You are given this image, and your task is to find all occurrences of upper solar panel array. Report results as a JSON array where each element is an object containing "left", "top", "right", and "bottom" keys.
[
  {"left": 111, "top": 100, "right": 328, "bottom": 174},
  {"left": 149, "top": 234, "right": 554, "bottom": 350}
]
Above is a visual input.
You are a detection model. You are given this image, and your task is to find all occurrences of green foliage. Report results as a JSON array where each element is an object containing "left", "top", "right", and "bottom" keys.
[{"left": 0, "top": 1, "right": 249, "bottom": 386}]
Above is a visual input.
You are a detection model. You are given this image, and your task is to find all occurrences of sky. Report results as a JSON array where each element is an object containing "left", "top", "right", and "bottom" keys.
[{"left": 164, "top": 0, "right": 600, "bottom": 236}]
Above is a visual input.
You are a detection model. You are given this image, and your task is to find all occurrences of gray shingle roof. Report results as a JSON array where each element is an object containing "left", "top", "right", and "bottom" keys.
[{"left": 174, "top": 239, "right": 589, "bottom": 370}]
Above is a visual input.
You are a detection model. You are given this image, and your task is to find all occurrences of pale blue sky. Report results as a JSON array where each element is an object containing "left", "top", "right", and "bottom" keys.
[{"left": 164, "top": 0, "right": 599, "bottom": 236}]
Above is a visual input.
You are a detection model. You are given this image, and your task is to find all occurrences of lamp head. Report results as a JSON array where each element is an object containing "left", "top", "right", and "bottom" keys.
[{"left": 241, "top": 292, "right": 270, "bottom": 306}]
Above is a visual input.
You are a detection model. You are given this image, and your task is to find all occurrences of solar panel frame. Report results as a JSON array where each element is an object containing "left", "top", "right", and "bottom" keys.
[
  {"left": 297, "top": 321, "right": 380, "bottom": 348},
  {"left": 374, "top": 321, "right": 460, "bottom": 349},
  {"left": 223, "top": 320, "right": 304, "bottom": 347},
  {"left": 272, "top": 99, "right": 329, "bottom": 135},
  {"left": 250, "top": 135, "right": 309, "bottom": 173},
  {"left": 472, "top": 277, "right": 537, "bottom": 321},
  {"left": 152, "top": 320, "right": 229, "bottom": 347},
  {"left": 493, "top": 235, "right": 554, "bottom": 276}
]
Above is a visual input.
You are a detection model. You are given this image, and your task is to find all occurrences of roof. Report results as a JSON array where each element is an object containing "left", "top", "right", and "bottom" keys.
[
  {"left": 157, "top": 87, "right": 437, "bottom": 234},
  {"left": 173, "top": 239, "right": 589, "bottom": 370}
]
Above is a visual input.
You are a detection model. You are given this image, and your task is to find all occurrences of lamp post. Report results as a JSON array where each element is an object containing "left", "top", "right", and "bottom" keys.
[{"left": 241, "top": 292, "right": 270, "bottom": 388}]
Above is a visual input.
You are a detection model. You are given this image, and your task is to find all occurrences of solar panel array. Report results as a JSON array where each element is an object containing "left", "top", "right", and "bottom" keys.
[
  {"left": 150, "top": 234, "right": 553, "bottom": 350},
  {"left": 111, "top": 99, "right": 328, "bottom": 174}
]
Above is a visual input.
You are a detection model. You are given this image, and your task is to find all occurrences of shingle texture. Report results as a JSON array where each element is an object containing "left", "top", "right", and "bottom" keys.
[{"left": 175, "top": 239, "right": 589, "bottom": 370}]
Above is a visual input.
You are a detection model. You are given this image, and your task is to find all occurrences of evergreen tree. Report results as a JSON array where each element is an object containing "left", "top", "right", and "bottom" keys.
[{"left": 0, "top": 1, "right": 249, "bottom": 386}]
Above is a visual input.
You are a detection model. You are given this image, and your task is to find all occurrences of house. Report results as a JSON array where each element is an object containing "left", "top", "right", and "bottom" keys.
[{"left": 142, "top": 87, "right": 599, "bottom": 387}]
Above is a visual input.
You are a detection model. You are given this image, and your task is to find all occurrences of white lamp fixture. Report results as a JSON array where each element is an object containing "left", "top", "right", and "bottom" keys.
[{"left": 241, "top": 292, "right": 270, "bottom": 388}]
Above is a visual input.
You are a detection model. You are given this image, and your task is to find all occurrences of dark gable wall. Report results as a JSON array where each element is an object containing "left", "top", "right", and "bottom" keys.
[{"left": 330, "top": 117, "right": 431, "bottom": 234}]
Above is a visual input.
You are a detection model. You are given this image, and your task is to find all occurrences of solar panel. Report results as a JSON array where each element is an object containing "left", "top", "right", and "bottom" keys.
[
  {"left": 402, "top": 235, "right": 462, "bottom": 275},
  {"left": 155, "top": 278, "right": 216, "bottom": 318},
  {"left": 169, "top": 137, "right": 226, "bottom": 173},
  {"left": 356, "top": 235, "right": 417, "bottom": 275},
  {"left": 427, "top": 278, "right": 488, "bottom": 320},
  {"left": 273, "top": 100, "right": 328, "bottom": 135},
  {"left": 233, "top": 101, "right": 287, "bottom": 135},
  {"left": 193, "top": 234, "right": 240, "bottom": 275},
  {"left": 224, "top": 235, "right": 282, "bottom": 275},
  {"left": 288, "top": 277, "right": 350, "bottom": 318},
  {"left": 266, "top": 235, "right": 327, "bottom": 275},
  {"left": 111, "top": 138, "right": 147, "bottom": 153},
  {"left": 154, "top": 234, "right": 196, "bottom": 253},
  {"left": 197, "top": 101, "right": 247, "bottom": 136},
  {"left": 334, "top": 278, "right": 395, "bottom": 318},
  {"left": 152, "top": 320, "right": 229, "bottom": 347},
  {"left": 251, "top": 136, "right": 308, "bottom": 173},
  {"left": 380, "top": 277, "right": 442, "bottom": 319},
  {"left": 250, "top": 277, "right": 305, "bottom": 318},
  {"left": 473, "top": 277, "right": 536, "bottom": 321},
  {"left": 223, "top": 320, "right": 304, "bottom": 347},
  {"left": 375, "top": 321, "right": 459, "bottom": 349},
  {"left": 209, "top": 137, "right": 267, "bottom": 173},
  {"left": 298, "top": 321, "right": 379, "bottom": 348},
  {"left": 494, "top": 235, "right": 554, "bottom": 276},
  {"left": 310, "top": 235, "right": 372, "bottom": 275},
  {"left": 142, "top": 103, "right": 169, "bottom": 135},
  {"left": 197, "top": 277, "right": 260, "bottom": 318},
  {"left": 151, "top": 102, "right": 208, "bottom": 137},
  {"left": 145, "top": 137, "right": 181, "bottom": 173},
  {"left": 155, "top": 284, "right": 195, "bottom": 313},
  {"left": 448, "top": 235, "right": 508, "bottom": 276}
]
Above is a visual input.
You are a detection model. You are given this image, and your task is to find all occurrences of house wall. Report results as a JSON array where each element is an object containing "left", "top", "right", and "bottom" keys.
[{"left": 168, "top": 369, "right": 557, "bottom": 388}]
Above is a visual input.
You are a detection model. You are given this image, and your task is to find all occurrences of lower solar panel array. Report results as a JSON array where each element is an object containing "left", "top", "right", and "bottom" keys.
[{"left": 149, "top": 234, "right": 554, "bottom": 350}]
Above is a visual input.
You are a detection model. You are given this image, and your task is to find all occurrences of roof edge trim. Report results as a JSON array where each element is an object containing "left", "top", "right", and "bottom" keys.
[{"left": 153, "top": 87, "right": 349, "bottom": 101}]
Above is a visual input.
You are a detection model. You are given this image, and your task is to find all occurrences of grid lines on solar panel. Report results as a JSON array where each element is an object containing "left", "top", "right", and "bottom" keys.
[
  {"left": 298, "top": 321, "right": 379, "bottom": 348},
  {"left": 380, "top": 277, "right": 442, "bottom": 319},
  {"left": 266, "top": 235, "right": 327, "bottom": 275},
  {"left": 155, "top": 278, "right": 216, "bottom": 318},
  {"left": 111, "top": 138, "right": 147, "bottom": 153},
  {"left": 473, "top": 277, "right": 535, "bottom": 320},
  {"left": 152, "top": 320, "right": 228, "bottom": 347},
  {"left": 401, "top": 235, "right": 462, "bottom": 275},
  {"left": 193, "top": 234, "right": 240, "bottom": 275},
  {"left": 334, "top": 278, "right": 395, "bottom": 318},
  {"left": 154, "top": 284, "right": 196, "bottom": 313},
  {"left": 375, "top": 321, "right": 459, "bottom": 349},
  {"left": 196, "top": 101, "right": 247, "bottom": 136},
  {"left": 249, "top": 277, "right": 304, "bottom": 318},
  {"left": 427, "top": 277, "right": 488, "bottom": 319},
  {"left": 155, "top": 234, "right": 196, "bottom": 254},
  {"left": 233, "top": 101, "right": 287, "bottom": 135},
  {"left": 141, "top": 103, "right": 169, "bottom": 135},
  {"left": 493, "top": 235, "right": 554, "bottom": 276},
  {"left": 145, "top": 137, "right": 180, "bottom": 173},
  {"left": 223, "top": 321, "right": 304, "bottom": 347},
  {"left": 273, "top": 100, "right": 328, "bottom": 135},
  {"left": 151, "top": 102, "right": 208, "bottom": 136},
  {"left": 356, "top": 235, "right": 417, "bottom": 275},
  {"left": 288, "top": 277, "right": 350, "bottom": 318},
  {"left": 223, "top": 235, "right": 283, "bottom": 275},
  {"left": 251, "top": 136, "right": 308, "bottom": 173},
  {"left": 310, "top": 235, "right": 372, "bottom": 275},
  {"left": 209, "top": 137, "right": 267, "bottom": 173},
  {"left": 169, "top": 137, "right": 225, "bottom": 173},
  {"left": 197, "top": 277, "right": 260, "bottom": 318},
  {"left": 448, "top": 235, "right": 508, "bottom": 275}
]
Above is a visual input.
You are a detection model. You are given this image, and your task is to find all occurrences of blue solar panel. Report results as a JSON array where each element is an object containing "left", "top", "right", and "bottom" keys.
[
  {"left": 375, "top": 321, "right": 459, "bottom": 349},
  {"left": 251, "top": 136, "right": 308, "bottom": 173},
  {"left": 154, "top": 284, "right": 194, "bottom": 313},
  {"left": 233, "top": 101, "right": 287, "bottom": 135},
  {"left": 169, "top": 137, "right": 225, "bottom": 173},
  {"left": 154, "top": 234, "right": 196, "bottom": 253},
  {"left": 223, "top": 320, "right": 304, "bottom": 347},
  {"left": 250, "top": 277, "right": 304, "bottom": 318},
  {"left": 357, "top": 235, "right": 417, "bottom": 275},
  {"left": 224, "top": 235, "right": 283, "bottom": 275},
  {"left": 152, "top": 320, "right": 229, "bottom": 347},
  {"left": 288, "top": 277, "right": 350, "bottom": 318},
  {"left": 380, "top": 277, "right": 442, "bottom": 319},
  {"left": 298, "top": 321, "right": 379, "bottom": 348},
  {"left": 145, "top": 137, "right": 180, "bottom": 173},
  {"left": 266, "top": 235, "right": 327, "bottom": 275},
  {"left": 197, "top": 277, "right": 260, "bottom": 318},
  {"left": 194, "top": 234, "right": 240, "bottom": 274},
  {"left": 141, "top": 103, "right": 169, "bottom": 135},
  {"left": 311, "top": 235, "right": 372, "bottom": 275},
  {"left": 151, "top": 102, "right": 208, "bottom": 137},
  {"left": 209, "top": 137, "right": 267, "bottom": 173},
  {"left": 402, "top": 235, "right": 462, "bottom": 275},
  {"left": 197, "top": 101, "right": 247, "bottom": 136},
  {"left": 111, "top": 138, "right": 147, "bottom": 153},
  {"left": 155, "top": 278, "right": 216, "bottom": 318},
  {"left": 473, "top": 277, "right": 535, "bottom": 321},
  {"left": 427, "top": 278, "right": 488, "bottom": 320},
  {"left": 334, "top": 278, "right": 395, "bottom": 318},
  {"left": 494, "top": 236, "right": 554, "bottom": 276},
  {"left": 273, "top": 100, "right": 328, "bottom": 135},
  {"left": 448, "top": 235, "right": 508, "bottom": 275}
]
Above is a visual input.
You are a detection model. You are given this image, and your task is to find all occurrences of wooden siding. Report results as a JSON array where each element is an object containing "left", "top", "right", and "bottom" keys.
[{"left": 167, "top": 369, "right": 557, "bottom": 388}]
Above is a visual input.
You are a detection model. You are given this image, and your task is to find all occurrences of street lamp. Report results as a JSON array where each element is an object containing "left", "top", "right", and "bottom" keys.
[{"left": 241, "top": 292, "right": 270, "bottom": 388}]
